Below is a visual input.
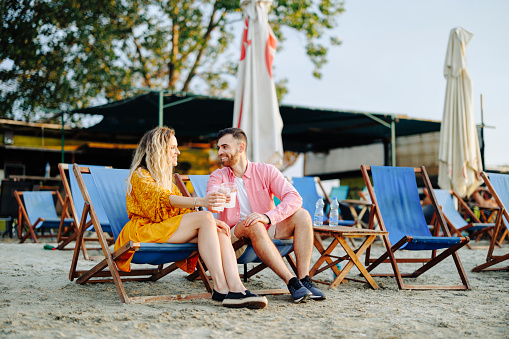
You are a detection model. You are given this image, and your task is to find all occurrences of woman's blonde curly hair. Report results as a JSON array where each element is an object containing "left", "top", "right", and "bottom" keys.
[{"left": 126, "top": 126, "right": 176, "bottom": 195}]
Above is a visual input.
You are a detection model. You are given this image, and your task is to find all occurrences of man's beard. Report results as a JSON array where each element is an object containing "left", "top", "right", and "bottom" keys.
[{"left": 222, "top": 149, "right": 240, "bottom": 167}]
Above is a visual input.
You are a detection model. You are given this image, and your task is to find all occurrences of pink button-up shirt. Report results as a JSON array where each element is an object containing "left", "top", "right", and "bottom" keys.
[{"left": 207, "top": 161, "right": 302, "bottom": 228}]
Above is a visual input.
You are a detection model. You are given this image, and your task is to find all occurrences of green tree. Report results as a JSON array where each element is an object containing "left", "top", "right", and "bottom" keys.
[{"left": 0, "top": 0, "right": 344, "bottom": 123}]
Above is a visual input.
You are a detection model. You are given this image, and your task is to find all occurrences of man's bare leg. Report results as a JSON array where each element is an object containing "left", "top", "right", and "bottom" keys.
[
  {"left": 273, "top": 208, "right": 325, "bottom": 301},
  {"left": 234, "top": 221, "right": 294, "bottom": 284},
  {"left": 274, "top": 208, "right": 313, "bottom": 279}
]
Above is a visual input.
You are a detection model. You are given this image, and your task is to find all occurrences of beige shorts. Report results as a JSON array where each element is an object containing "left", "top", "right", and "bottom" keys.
[{"left": 230, "top": 222, "right": 277, "bottom": 258}]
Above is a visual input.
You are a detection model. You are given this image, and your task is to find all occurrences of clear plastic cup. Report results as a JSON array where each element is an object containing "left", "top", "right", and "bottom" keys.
[
  {"left": 221, "top": 182, "right": 238, "bottom": 208},
  {"left": 211, "top": 185, "right": 227, "bottom": 212}
]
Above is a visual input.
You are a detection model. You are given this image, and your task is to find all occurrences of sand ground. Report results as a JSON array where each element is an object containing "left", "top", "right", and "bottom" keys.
[{"left": 0, "top": 236, "right": 508, "bottom": 338}]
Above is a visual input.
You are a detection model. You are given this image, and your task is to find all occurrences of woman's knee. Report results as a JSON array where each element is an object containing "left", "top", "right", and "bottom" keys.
[
  {"left": 194, "top": 211, "right": 216, "bottom": 229},
  {"left": 193, "top": 210, "right": 214, "bottom": 222}
]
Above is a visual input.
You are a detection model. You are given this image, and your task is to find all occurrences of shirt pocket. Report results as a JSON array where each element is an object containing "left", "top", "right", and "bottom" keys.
[{"left": 253, "top": 187, "right": 273, "bottom": 213}]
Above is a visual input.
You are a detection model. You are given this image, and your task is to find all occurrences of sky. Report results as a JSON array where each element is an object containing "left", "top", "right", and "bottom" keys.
[{"left": 273, "top": 0, "right": 509, "bottom": 167}]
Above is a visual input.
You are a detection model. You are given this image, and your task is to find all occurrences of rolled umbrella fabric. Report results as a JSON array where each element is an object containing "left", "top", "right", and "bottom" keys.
[
  {"left": 233, "top": 0, "right": 284, "bottom": 167},
  {"left": 438, "top": 27, "right": 482, "bottom": 198}
]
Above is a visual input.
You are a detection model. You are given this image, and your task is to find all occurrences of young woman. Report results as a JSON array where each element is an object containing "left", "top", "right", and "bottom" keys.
[{"left": 113, "top": 126, "right": 267, "bottom": 309}]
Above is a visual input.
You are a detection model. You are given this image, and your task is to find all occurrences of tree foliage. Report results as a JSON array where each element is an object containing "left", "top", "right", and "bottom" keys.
[{"left": 0, "top": 0, "right": 344, "bottom": 123}]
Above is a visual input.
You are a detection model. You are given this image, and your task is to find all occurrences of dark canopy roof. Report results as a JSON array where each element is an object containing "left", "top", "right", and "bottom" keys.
[{"left": 75, "top": 92, "right": 441, "bottom": 152}]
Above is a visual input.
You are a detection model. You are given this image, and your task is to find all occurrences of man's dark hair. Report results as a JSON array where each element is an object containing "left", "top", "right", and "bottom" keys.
[{"left": 217, "top": 128, "right": 248, "bottom": 148}]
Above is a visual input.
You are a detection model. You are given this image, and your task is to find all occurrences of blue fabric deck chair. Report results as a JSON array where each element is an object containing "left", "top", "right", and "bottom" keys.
[
  {"left": 472, "top": 172, "right": 509, "bottom": 272},
  {"left": 431, "top": 189, "right": 496, "bottom": 249},
  {"left": 327, "top": 185, "right": 349, "bottom": 214},
  {"left": 14, "top": 190, "right": 74, "bottom": 244},
  {"left": 291, "top": 176, "right": 355, "bottom": 227},
  {"left": 177, "top": 174, "right": 296, "bottom": 284},
  {"left": 57, "top": 163, "right": 115, "bottom": 258},
  {"left": 360, "top": 165, "right": 471, "bottom": 290},
  {"left": 330, "top": 186, "right": 349, "bottom": 201},
  {"left": 68, "top": 164, "right": 212, "bottom": 304}
]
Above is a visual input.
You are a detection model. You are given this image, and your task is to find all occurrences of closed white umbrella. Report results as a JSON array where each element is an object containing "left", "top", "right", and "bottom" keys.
[
  {"left": 438, "top": 27, "right": 482, "bottom": 198},
  {"left": 233, "top": 0, "right": 284, "bottom": 167}
]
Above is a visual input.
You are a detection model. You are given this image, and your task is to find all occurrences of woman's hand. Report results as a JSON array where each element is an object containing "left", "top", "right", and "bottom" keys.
[
  {"left": 215, "top": 219, "right": 230, "bottom": 237},
  {"left": 205, "top": 191, "right": 227, "bottom": 212}
]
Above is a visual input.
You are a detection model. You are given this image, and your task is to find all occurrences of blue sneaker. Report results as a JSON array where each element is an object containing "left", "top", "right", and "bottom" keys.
[
  {"left": 287, "top": 277, "right": 312, "bottom": 303},
  {"left": 301, "top": 275, "right": 326, "bottom": 300}
]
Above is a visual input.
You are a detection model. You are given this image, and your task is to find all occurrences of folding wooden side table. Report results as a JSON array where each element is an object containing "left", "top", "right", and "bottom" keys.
[{"left": 310, "top": 225, "right": 388, "bottom": 289}]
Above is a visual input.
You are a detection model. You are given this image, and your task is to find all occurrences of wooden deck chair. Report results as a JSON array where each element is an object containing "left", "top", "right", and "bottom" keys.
[
  {"left": 330, "top": 185, "right": 372, "bottom": 229},
  {"left": 14, "top": 190, "right": 74, "bottom": 244},
  {"left": 472, "top": 172, "right": 509, "bottom": 272},
  {"left": 359, "top": 186, "right": 370, "bottom": 202},
  {"left": 327, "top": 185, "right": 349, "bottom": 214},
  {"left": 472, "top": 187, "right": 500, "bottom": 223},
  {"left": 57, "top": 163, "right": 115, "bottom": 259},
  {"left": 427, "top": 189, "right": 497, "bottom": 249},
  {"left": 69, "top": 164, "right": 212, "bottom": 304},
  {"left": 360, "top": 165, "right": 471, "bottom": 290},
  {"left": 0, "top": 180, "right": 33, "bottom": 238},
  {"left": 291, "top": 176, "right": 355, "bottom": 227},
  {"left": 176, "top": 174, "right": 297, "bottom": 284},
  {"left": 330, "top": 186, "right": 349, "bottom": 201}
]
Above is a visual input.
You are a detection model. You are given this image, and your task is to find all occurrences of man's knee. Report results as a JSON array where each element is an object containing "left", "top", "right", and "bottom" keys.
[
  {"left": 295, "top": 208, "right": 311, "bottom": 223},
  {"left": 286, "top": 208, "right": 312, "bottom": 227},
  {"left": 238, "top": 221, "right": 268, "bottom": 240}
]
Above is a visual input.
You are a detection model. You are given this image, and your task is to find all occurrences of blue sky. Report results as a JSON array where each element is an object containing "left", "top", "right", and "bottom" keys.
[{"left": 273, "top": 0, "right": 509, "bottom": 167}]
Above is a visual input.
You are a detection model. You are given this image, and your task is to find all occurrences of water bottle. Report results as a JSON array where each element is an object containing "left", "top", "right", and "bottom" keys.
[
  {"left": 313, "top": 196, "right": 324, "bottom": 227},
  {"left": 329, "top": 197, "right": 339, "bottom": 227},
  {"left": 45, "top": 162, "right": 51, "bottom": 178}
]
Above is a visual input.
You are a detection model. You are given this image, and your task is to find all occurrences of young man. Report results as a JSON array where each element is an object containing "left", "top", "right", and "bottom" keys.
[{"left": 207, "top": 128, "right": 325, "bottom": 303}]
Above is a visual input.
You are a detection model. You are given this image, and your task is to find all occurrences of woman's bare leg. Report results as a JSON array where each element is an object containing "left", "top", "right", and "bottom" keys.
[
  {"left": 167, "top": 211, "right": 229, "bottom": 293},
  {"left": 217, "top": 232, "right": 245, "bottom": 293}
]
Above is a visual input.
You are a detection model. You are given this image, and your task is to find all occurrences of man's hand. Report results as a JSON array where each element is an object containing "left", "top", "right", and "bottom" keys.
[{"left": 244, "top": 212, "right": 270, "bottom": 227}]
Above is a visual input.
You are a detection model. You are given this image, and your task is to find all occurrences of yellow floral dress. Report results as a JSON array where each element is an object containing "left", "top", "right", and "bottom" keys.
[{"left": 114, "top": 168, "right": 197, "bottom": 273}]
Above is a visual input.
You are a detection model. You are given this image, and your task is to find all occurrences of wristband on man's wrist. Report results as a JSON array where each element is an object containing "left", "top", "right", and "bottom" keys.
[{"left": 264, "top": 214, "right": 271, "bottom": 225}]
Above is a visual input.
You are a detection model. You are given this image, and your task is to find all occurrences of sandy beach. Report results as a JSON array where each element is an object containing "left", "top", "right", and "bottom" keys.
[{"left": 0, "top": 236, "right": 508, "bottom": 338}]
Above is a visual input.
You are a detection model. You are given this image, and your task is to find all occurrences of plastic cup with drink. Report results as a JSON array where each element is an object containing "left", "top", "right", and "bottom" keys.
[
  {"left": 221, "top": 182, "right": 238, "bottom": 208},
  {"left": 211, "top": 185, "right": 228, "bottom": 212}
]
